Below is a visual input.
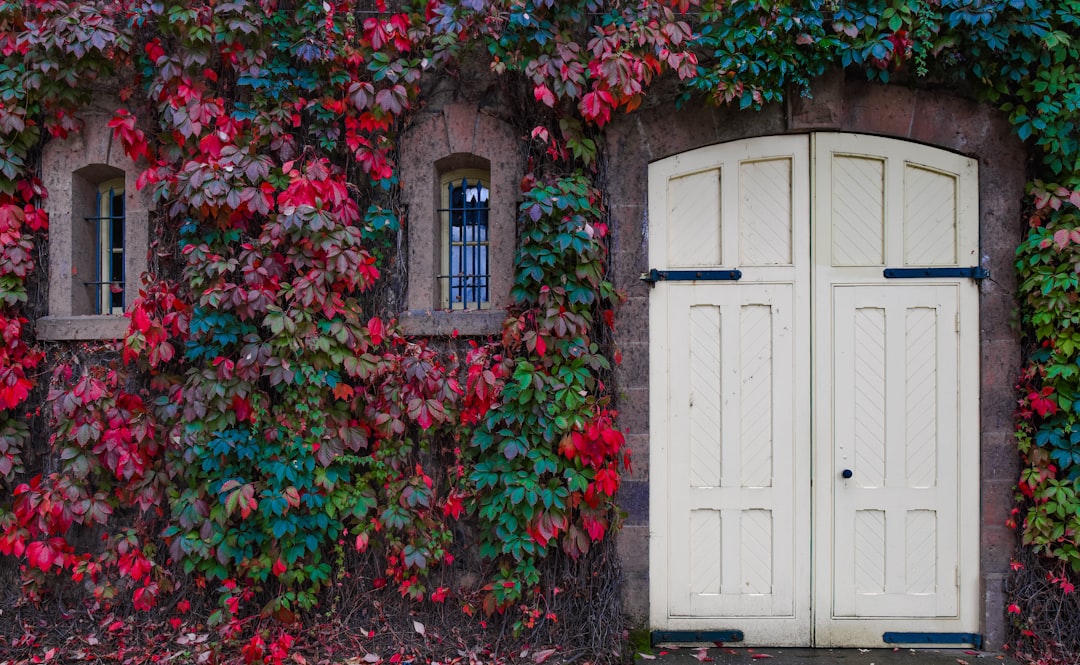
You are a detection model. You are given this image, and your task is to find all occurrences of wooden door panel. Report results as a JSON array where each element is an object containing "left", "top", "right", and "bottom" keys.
[
  {"left": 831, "top": 285, "right": 960, "bottom": 619},
  {"left": 666, "top": 284, "right": 800, "bottom": 619}
]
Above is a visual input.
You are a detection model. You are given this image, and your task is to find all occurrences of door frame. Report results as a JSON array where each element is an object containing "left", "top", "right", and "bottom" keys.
[{"left": 647, "top": 133, "right": 982, "bottom": 647}]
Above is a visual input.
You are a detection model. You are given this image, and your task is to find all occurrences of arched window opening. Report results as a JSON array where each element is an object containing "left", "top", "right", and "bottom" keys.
[
  {"left": 439, "top": 168, "right": 490, "bottom": 309},
  {"left": 36, "top": 112, "right": 151, "bottom": 341}
]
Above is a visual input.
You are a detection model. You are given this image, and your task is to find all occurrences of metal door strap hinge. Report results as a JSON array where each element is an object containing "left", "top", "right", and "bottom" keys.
[
  {"left": 651, "top": 630, "right": 745, "bottom": 646},
  {"left": 882, "top": 632, "right": 983, "bottom": 649},
  {"left": 883, "top": 267, "right": 988, "bottom": 279},
  {"left": 640, "top": 268, "right": 743, "bottom": 284}
]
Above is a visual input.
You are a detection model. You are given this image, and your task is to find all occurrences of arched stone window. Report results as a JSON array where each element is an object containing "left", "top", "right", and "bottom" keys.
[
  {"left": 36, "top": 110, "right": 150, "bottom": 340},
  {"left": 398, "top": 104, "right": 522, "bottom": 336}
]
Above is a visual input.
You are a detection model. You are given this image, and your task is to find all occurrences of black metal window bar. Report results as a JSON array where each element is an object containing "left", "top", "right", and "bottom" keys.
[
  {"left": 439, "top": 177, "right": 489, "bottom": 308},
  {"left": 85, "top": 185, "right": 125, "bottom": 314}
]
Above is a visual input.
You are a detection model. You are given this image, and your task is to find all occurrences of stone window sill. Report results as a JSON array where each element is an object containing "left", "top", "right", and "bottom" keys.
[
  {"left": 397, "top": 309, "right": 506, "bottom": 337},
  {"left": 36, "top": 315, "right": 129, "bottom": 341}
]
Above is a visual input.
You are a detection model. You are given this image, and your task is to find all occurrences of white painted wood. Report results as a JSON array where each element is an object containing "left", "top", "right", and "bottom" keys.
[
  {"left": 904, "top": 165, "right": 959, "bottom": 266},
  {"left": 650, "top": 133, "right": 979, "bottom": 647},
  {"left": 649, "top": 136, "right": 811, "bottom": 646},
  {"left": 813, "top": 133, "right": 980, "bottom": 646},
  {"left": 666, "top": 284, "right": 799, "bottom": 618},
  {"left": 668, "top": 169, "right": 723, "bottom": 267},
  {"left": 660, "top": 282, "right": 810, "bottom": 635},
  {"left": 830, "top": 285, "right": 961, "bottom": 618},
  {"left": 830, "top": 155, "right": 885, "bottom": 266},
  {"left": 740, "top": 158, "right": 794, "bottom": 266}
]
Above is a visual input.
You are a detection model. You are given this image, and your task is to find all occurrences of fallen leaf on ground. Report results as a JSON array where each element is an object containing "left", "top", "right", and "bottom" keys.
[
  {"left": 637, "top": 654, "right": 656, "bottom": 660},
  {"left": 413, "top": 621, "right": 425, "bottom": 636},
  {"left": 693, "top": 648, "right": 713, "bottom": 662},
  {"left": 751, "top": 655, "right": 773, "bottom": 660},
  {"left": 534, "top": 648, "right": 557, "bottom": 663}
]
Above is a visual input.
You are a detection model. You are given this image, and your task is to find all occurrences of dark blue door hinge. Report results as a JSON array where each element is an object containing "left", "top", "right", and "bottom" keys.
[
  {"left": 882, "top": 632, "right": 983, "bottom": 649},
  {"left": 883, "top": 267, "right": 988, "bottom": 279},
  {"left": 651, "top": 630, "right": 745, "bottom": 646},
  {"left": 641, "top": 268, "right": 742, "bottom": 284}
]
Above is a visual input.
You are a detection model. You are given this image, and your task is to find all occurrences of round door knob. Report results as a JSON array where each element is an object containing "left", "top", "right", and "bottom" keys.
[{"left": 842, "top": 469, "right": 853, "bottom": 479}]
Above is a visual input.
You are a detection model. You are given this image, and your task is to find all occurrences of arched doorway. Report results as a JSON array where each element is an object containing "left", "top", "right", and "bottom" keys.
[{"left": 648, "top": 134, "right": 980, "bottom": 647}]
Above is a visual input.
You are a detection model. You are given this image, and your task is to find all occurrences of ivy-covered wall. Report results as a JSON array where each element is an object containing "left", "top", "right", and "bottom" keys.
[{"left": 1, "top": 0, "right": 1079, "bottom": 662}]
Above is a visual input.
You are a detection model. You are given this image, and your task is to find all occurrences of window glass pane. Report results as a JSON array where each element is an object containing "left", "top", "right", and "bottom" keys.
[
  {"left": 93, "top": 181, "right": 126, "bottom": 314},
  {"left": 445, "top": 176, "right": 489, "bottom": 308}
]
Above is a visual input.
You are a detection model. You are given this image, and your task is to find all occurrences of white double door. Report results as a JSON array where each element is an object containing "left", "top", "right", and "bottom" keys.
[{"left": 648, "top": 134, "right": 980, "bottom": 646}]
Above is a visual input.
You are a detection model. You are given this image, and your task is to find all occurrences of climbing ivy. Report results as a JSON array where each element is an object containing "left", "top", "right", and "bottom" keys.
[
  {"left": 466, "top": 173, "right": 625, "bottom": 608},
  {"left": 1, "top": 0, "right": 1080, "bottom": 661}
]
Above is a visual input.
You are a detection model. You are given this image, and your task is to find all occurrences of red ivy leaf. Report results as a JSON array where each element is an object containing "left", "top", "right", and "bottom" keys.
[
  {"left": 231, "top": 394, "right": 252, "bottom": 423},
  {"left": 368, "top": 317, "right": 383, "bottom": 345},
  {"left": 534, "top": 85, "right": 556, "bottom": 107},
  {"left": 582, "top": 512, "right": 607, "bottom": 540},
  {"left": 0, "top": 371, "right": 31, "bottom": 409},
  {"left": 25, "top": 540, "right": 59, "bottom": 571},
  {"left": 107, "top": 109, "right": 149, "bottom": 162},
  {"left": 131, "top": 304, "right": 152, "bottom": 333},
  {"left": 442, "top": 490, "right": 465, "bottom": 519},
  {"left": 1030, "top": 387, "right": 1057, "bottom": 417},
  {"left": 579, "top": 89, "right": 614, "bottom": 126},
  {"left": 132, "top": 582, "right": 158, "bottom": 611}
]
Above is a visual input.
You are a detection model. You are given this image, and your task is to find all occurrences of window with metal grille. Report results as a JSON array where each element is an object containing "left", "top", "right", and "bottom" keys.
[
  {"left": 439, "top": 171, "right": 490, "bottom": 309},
  {"left": 86, "top": 178, "right": 125, "bottom": 315},
  {"left": 36, "top": 118, "right": 154, "bottom": 340}
]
